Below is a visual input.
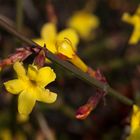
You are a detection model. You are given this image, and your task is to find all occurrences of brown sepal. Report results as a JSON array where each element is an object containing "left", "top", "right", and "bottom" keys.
[{"left": 34, "top": 49, "right": 46, "bottom": 68}]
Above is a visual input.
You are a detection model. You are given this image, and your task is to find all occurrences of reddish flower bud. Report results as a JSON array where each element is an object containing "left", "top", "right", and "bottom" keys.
[
  {"left": 95, "top": 69, "right": 107, "bottom": 84},
  {"left": 34, "top": 49, "right": 46, "bottom": 68},
  {"left": 76, "top": 103, "right": 93, "bottom": 120},
  {"left": 0, "top": 47, "right": 32, "bottom": 68},
  {"left": 76, "top": 92, "right": 103, "bottom": 120}
]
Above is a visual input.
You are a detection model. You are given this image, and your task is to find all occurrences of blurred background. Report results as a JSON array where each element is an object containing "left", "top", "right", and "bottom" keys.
[{"left": 0, "top": 0, "right": 140, "bottom": 139}]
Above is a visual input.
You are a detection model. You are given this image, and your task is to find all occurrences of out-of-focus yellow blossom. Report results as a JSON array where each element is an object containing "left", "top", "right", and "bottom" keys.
[
  {"left": 34, "top": 23, "right": 57, "bottom": 53},
  {"left": 0, "top": 129, "right": 12, "bottom": 140},
  {"left": 122, "top": 6, "right": 140, "bottom": 44},
  {"left": 17, "top": 113, "right": 29, "bottom": 122},
  {"left": 127, "top": 105, "right": 140, "bottom": 140},
  {"left": 33, "top": 22, "right": 79, "bottom": 54},
  {"left": 0, "top": 129, "right": 26, "bottom": 140},
  {"left": 68, "top": 10, "right": 99, "bottom": 40},
  {"left": 4, "top": 61, "right": 57, "bottom": 116}
]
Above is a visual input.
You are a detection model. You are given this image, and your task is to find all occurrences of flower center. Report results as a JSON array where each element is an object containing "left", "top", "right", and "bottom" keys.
[{"left": 29, "top": 80, "right": 37, "bottom": 88}]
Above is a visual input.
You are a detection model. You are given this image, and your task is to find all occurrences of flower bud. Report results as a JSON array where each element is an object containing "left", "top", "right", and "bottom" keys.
[{"left": 56, "top": 38, "right": 75, "bottom": 59}]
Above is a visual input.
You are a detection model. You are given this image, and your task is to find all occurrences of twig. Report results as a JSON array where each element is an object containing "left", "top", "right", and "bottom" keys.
[{"left": 0, "top": 17, "right": 134, "bottom": 106}]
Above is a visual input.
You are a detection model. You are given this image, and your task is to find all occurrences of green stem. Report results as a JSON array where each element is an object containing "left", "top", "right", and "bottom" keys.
[
  {"left": 0, "top": 18, "right": 134, "bottom": 106},
  {"left": 16, "top": 0, "right": 23, "bottom": 31}
]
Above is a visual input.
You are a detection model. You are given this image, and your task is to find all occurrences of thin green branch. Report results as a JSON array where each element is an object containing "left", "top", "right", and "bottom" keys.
[{"left": 0, "top": 18, "right": 134, "bottom": 106}]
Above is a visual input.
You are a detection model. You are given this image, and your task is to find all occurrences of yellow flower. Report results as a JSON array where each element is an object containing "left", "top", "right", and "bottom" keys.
[
  {"left": 122, "top": 6, "right": 140, "bottom": 44},
  {"left": 34, "top": 22, "right": 88, "bottom": 72},
  {"left": 56, "top": 38, "right": 88, "bottom": 72},
  {"left": 17, "top": 113, "right": 29, "bottom": 122},
  {"left": 127, "top": 105, "right": 140, "bottom": 140},
  {"left": 56, "top": 38, "right": 75, "bottom": 59},
  {"left": 68, "top": 10, "right": 99, "bottom": 40},
  {"left": 0, "top": 129, "right": 26, "bottom": 140},
  {"left": 0, "top": 129, "right": 12, "bottom": 140},
  {"left": 4, "top": 61, "right": 57, "bottom": 116},
  {"left": 33, "top": 22, "right": 79, "bottom": 55},
  {"left": 56, "top": 28, "right": 79, "bottom": 51}
]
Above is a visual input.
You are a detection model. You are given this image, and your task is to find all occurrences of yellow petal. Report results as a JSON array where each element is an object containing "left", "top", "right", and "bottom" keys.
[
  {"left": 41, "top": 23, "right": 57, "bottom": 42},
  {"left": 56, "top": 28, "right": 79, "bottom": 51},
  {"left": 136, "top": 5, "right": 140, "bottom": 15},
  {"left": 127, "top": 128, "right": 140, "bottom": 140},
  {"left": 18, "top": 90, "right": 36, "bottom": 116},
  {"left": 122, "top": 13, "right": 131, "bottom": 23},
  {"left": 68, "top": 11, "right": 99, "bottom": 39},
  {"left": 129, "top": 29, "right": 140, "bottom": 44},
  {"left": 36, "top": 67, "right": 56, "bottom": 87},
  {"left": 70, "top": 55, "right": 88, "bottom": 72},
  {"left": 131, "top": 105, "right": 140, "bottom": 134},
  {"left": 45, "top": 41, "right": 57, "bottom": 54},
  {"left": 33, "top": 38, "right": 46, "bottom": 47},
  {"left": 27, "top": 65, "right": 38, "bottom": 81},
  {"left": 127, "top": 105, "right": 140, "bottom": 140},
  {"left": 13, "top": 62, "right": 27, "bottom": 80},
  {"left": 133, "top": 105, "right": 139, "bottom": 112},
  {"left": 4, "top": 79, "right": 25, "bottom": 94},
  {"left": 122, "top": 13, "right": 138, "bottom": 25},
  {"left": 17, "top": 114, "right": 29, "bottom": 123},
  {"left": 33, "top": 38, "right": 57, "bottom": 54},
  {"left": 56, "top": 39, "right": 75, "bottom": 59},
  {"left": 36, "top": 88, "right": 57, "bottom": 103},
  {"left": 0, "top": 129, "right": 12, "bottom": 140}
]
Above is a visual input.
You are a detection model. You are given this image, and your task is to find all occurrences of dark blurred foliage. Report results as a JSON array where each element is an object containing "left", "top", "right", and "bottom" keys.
[{"left": 0, "top": 0, "right": 140, "bottom": 140}]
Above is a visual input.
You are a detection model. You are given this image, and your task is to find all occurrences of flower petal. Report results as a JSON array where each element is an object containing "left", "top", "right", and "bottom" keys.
[
  {"left": 13, "top": 62, "right": 27, "bottom": 80},
  {"left": 131, "top": 105, "right": 140, "bottom": 134},
  {"left": 33, "top": 38, "right": 46, "bottom": 47},
  {"left": 36, "top": 67, "right": 56, "bottom": 87},
  {"left": 4, "top": 79, "right": 25, "bottom": 94},
  {"left": 27, "top": 65, "right": 38, "bottom": 81},
  {"left": 129, "top": 29, "right": 140, "bottom": 44},
  {"left": 68, "top": 11, "right": 99, "bottom": 39},
  {"left": 45, "top": 41, "right": 57, "bottom": 54},
  {"left": 57, "top": 28, "right": 79, "bottom": 51},
  {"left": 56, "top": 39, "right": 75, "bottom": 59},
  {"left": 18, "top": 90, "right": 36, "bottom": 116},
  {"left": 41, "top": 23, "right": 57, "bottom": 42},
  {"left": 70, "top": 55, "right": 88, "bottom": 72},
  {"left": 33, "top": 39, "right": 57, "bottom": 53},
  {"left": 122, "top": 13, "right": 138, "bottom": 24},
  {"left": 36, "top": 88, "right": 57, "bottom": 103}
]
